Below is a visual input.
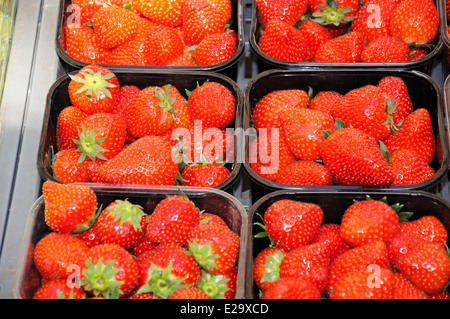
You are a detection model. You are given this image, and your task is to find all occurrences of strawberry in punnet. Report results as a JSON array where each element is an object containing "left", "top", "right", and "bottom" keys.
[
  {"left": 320, "top": 126, "right": 394, "bottom": 186},
  {"left": 409, "top": 47, "right": 428, "bottom": 61},
  {"left": 310, "top": 0, "right": 359, "bottom": 29},
  {"left": 258, "top": 19, "right": 307, "bottom": 62},
  {"left": 260, "top": 277, "right": 322, "bottom": 299},
  {"left": 389, "top": 0, "right": 438, "bottom": 46},
  {"left": 383, "top": 108, "right": 436, "bottom": 164},
  {"left": 339, "top": 198, "right": 400, "bottom": 247},
  {"left": 76, "top": 220, "right": 103, "bottom": 247},
  {"left": 198, "top": 266, "right": 238, "bottom": 299},
  {"left": 193, "top": 32, "right": 236, "bottom": 66},
  {"left": 169, "top": 287, "right": 211, "bottom": 299},
  {"left": 71, "top": 0, "right": 133, "bottom": 25},
  {"left": 111, "top": 85, "right": 140, "bottom": 116},
  {"left": 310, "top": 223, "right": 351, "bottom": 264},
  {"left": 85, "top": 160, "right": 107, "bottom": 183},
  {"left": 131, "top": 236, "right": 159, "bottom": 257},
  {"left": 389, "top": 148, "right": 435, "bottom": 185},
  {"left": 167, "top": 50, "right": 197, "bottom": 66},
  {"left": 308, "top": 90, "right": 343, "bottom": 116},
  {"left": 331, "top": 267, "right": 396, "bottom": 299},
  {"left": 397, "top": 243, "right": 450, "bottom": 295},
  {"left": 199, "top": 212, "right": 228, "bottom": 228},
  {"left": 377, "top": 76, "right": 413, "bottom": 127},
  {"left": 186, "top": 81, "right": 235, "bottom": 130},
  {"left": 136, "top": 243, "right": 201, "bottom": 298},
  {"left": 207, "top": 0, "right": 232, "bottom": 22},
  {"left": 360, "top": 36, "right": 410, "bottom": 63},
  {"left": 253, "top": 247, "right": 287, "bottom": 292},
  {"left": 96, "top": 135, "right": 179, "bottom": 186},
  {"left": 187, "top": 220, "right": 240, "bottom": 274},
  {"left": 74, "top": 112, "right": 127, "bottom": 162},
  {"left": 133, "top": 0, "right": 184, "bottom": 28},
  {"left": 255, "top": 0, "right": 308, "bottom": 27},
  {"left": 263, "top": 199, "right": 324, "bottom": 252},
  {"left": 42, "top": 181, "right": 98, "bottom": 233},
  {"left": 252, "top": 89, "right": 310, "bottom": 132},
  {"left": 34, "top": 232, "right": 89, "bottom": 280},
  {"left": 314, "top": 30, "right": 364, "bottom": 63},
  {"left": 106, "top": 34, "right": 152, "bottom": 66},
  {"left": 96, "top": 199, "right": 147, "bottom": 250},
  {"left": 145, "top": 194, "right": 200, "bottom": 245},
  {"left": 163, "top": 84, "right": 193, "bottom": 131},
  {"left": 180, "top": 162, "right": 231, "bottom": 187},
  {"left": 275, "top": 160, "right": 333, "bottom": 186},
  {"left": 56, "top": 106, "right": 88, "bottom": 151},
  {"left": 92, "top": 4, "right": 138, "bottom": 49},
  {"left": 51, "top": 148, "right": 90, "bottom": 184},
  {"left": 68, "top": 65, "right": 120, "bottom": 114},
  {"left": 393, "top": 272, "right": 429, "bottom": 299},
  {"left": 81, "top": 243, "right": 139, "bottom": 298},
  {"left": 298, "top": 19, "right": 333, "bottom": 62},
  {"left": 145, "top": 24, "right": 185, "bottom": 66},
  {"left": 280, "top": 242, "right": 330, "bottom": 294},
  {"left": 33, "top": 279, "right": 87, "bottom": 299}
]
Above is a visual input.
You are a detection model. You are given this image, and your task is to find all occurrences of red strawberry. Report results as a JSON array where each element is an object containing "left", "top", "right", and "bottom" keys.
[
  {"left": 397, "top": 243, "right": 450, "bottom": 295},
  {"left": 264, "top": 199, "right": 324, "bottom": 251},
  {"left": 34, "top": 232, "right": 89, "bottom": 280},
  {"left": 199, "top": 212, "right": 228, "bottom": 228},
  {"left": 275, "top": 160, "right": 333, "bottom": 186},
  {"left": 280, "top": 242, "right": 330, "bottom": 293},
  {"left": 339, "top": 198, "right": 400, "bottom": 247},
  {"left": 377, "top": 76, "right": 413, "bottom": 126},
  {"left": 131, "top": 236, "right": 159, "bottom": 257},
  {"left": 310, "top": 223, "right": 351, "bottom": 264},
  {"left": 145, "top": 194, "right": 200, "bottom": 245},
  {"left": 389, "top": 0, "right": 439, "bottom": 45},
  {"left": 314, "top": 31, "right": 364, "bottom": 63},
  {"left": 145, "top": 24, "right": 185, "bottom": 66},
  {"left": 383, "top": 108, "right": 436, "bottom": 164},
  {"left": 136, "top": 243, "right": 201, "bottom": 298},
  {"left": 81, "top": 243, "right": 139, "bottom": 298},
  {"left": 33, "top": 279, "right": 87, "bottom": 299},
  {"left": 51, "top": 148, "right": 90, "bottom": 184},
  {"left": 193, "top": 32, "right": 236, "bottom": 66},
  {"left": 253, "top": 247, "right": 287, "bottom": 292},
  {"left": 96, "top": 199, "right": 147, "bottom": 250},
  {"left": 409, "top": 47, "right": 428, "bottom": 61},
  {"left": 187, "top": 221, "right": 240, "bottom": 274},
  {"left": 260, "top": 277, "right": 322, "bottom": 299},
  {"left": 133, "top": 0, "right": 183, "bottom": 28},
  {"left": 308, "top": 90, "right": 343, "bottom": 115},
  {"left": 298, "top": 19, "right": 333, "bottom": 62},
  {"left": 331, "top": 267, "right": 396, "bottom": 299},
  {"left": 389, "top": 148, "right": 435, "bottom": 185},
  {"left": 56, "top": 106, "right": 89, "bottom": 150},
  {"left": 169, "top": 287, "right": 211, "bottom": 299},
  {"left": 42, "top": 181, "right": 98, "bottom": 233},
  {"left": 207, "top": 0, "right": 233, "bottom": 22},
  {"left": 111, "top": 85, "right": 140, "bottom": 116},
  {"left": 68, "top": 65, "right": 120, "bottom": 114},
  {"left": 258, "top": 19, "right": 307, "bottom": 62},
  {"left": 162, "top": 84, "right": 193, "bottom": 130},
  {"left": 393, "top": 272, "right": 429, "bottom": 299},
  {"left": 97, "top": 135, "right": 179, "bottom": 186},
  {"left": 106, "top": 34, "right": 152, "bottom": 66},
  {"left": 186, "top": 81, "right": 235, "bottom": 129},
  {"left": 198, "top": 266, "right": 238, "bottom": 299},
  {"left": 320, "top": 127, "right": 394, "bottom": 186},
  {"left": 181, "top": 162, "right": 231, "bottom": 187},
  {"left": 76, "top": 220, "right": 103, "bottom": 247},
  {"left": 310, "top": 0, "right": 359, "bottom": 29},
  {"left": 167, "top": 49, "right": 197, "bottom": 66},
  {"left": 360, "top": 36, "right": 410, "bottom": 63},
  {"left": 71, "top": 0, "right": 132, "bottom": 25},
  {"left": 255, "top": 0, "right": 308, "bottom": 27}
]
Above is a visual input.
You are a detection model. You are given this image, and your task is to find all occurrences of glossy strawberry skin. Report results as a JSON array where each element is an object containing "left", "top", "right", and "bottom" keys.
[
  {"left": 253, "top": 247, "right": 287, "bottom": 292},
  {"left": 255, "top": 0, "right": 308, "bottom": 27},
  {"left": 169, "top": 287, "right": 211, "bottom": 299},
  {"left": 193, "top": 32, "right": 237, "bottom": 66},
  {"left": 377, "top": 76, "right": 413, "bottom": 126},
  {"left": 52, "top": 149, "right": 90, "bottom": 184},
  {"left": 275, "top": 160, "right": 333, "bottom": 186},
  {"left": 314, "top": 31, "right": 364, "bottom": 63},
  {"left": 310, "top": 223, "right": 351, "bottom": 264},
  {"left": 389, "top": 148, "right": 435, "bottom": 185},
  {"left": 56, "top": 106, "right": 89, "bottom": 151},
  {"left": 33, "top": 279, "right": 87, "bottom": 299},
  {"left": 260, "top": 277, "right": 322, "bottom": 299},
  {"left": 360, "top": 36, "right": 410, "bottom": 63},
  {"left": 134, "top": 0, "right": 184, "bottom": 28},
  {"left": 181, "top": 163, "right": 231, "bottom": 187}
]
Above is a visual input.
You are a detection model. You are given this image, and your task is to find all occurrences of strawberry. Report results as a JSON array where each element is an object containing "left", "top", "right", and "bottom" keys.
[
  {"left": 397, "top": 243, "right": 450, "bottom": 295},
  {"left": 260, "top": 277, "right": 322, "bottom": 299},
  {"left": 127, "top": 292, "right": 158, "bottom": 299},
  {"left": 187, "top": 221, "right": 240, "bottom": 274},
  {"left": 207, "top": 0, "right": 233, "bottom": 22},
  {"left": 280, "top": 242, "right": 330, "bottom": 293},
  {"left": 382, "top": 108, "right": 436, "bottom": 164},
  {"left": 253, "top": 247, "right": 287, "bottom": 292},
  {"left": 71, "top": 0, "right": 132, "bottom": 25},
  {"left": 96, "top": 199, "right": 147, "bottom": 250},
  {"left": 377, "top": 76, "right": 413, "bottom": 127},
  {"left": 131, "top": 236, "right": 159, "bottom": 257},
  {"left": 264, "top": 199, "right": 324, "bottom": 251},
  {"left": 310, "top": 0, "right": 359, "bottom": 28},
  {"left": 42, "top": 181, "right": 98, "bottom": 233},
  {"left": 68, "top": 65, "right": 120, "bottom": 114},
  {"left": 393, "top": 272, "right": 429, "bottom": 299},
  {"left": 409, "top": 47, "right": 428, "bottom": 61},
  {"left": 389, "top": 148, "right": 435, "bottom": 185},
  {"left": 76, "top": 220, "right": 103, "bottom": 247},
  {"left": 163, "top": 84, "right": 193, "bottom": 130},
  {"left": 186, "top": 81, "right": 235, "bottom": 130},
  {"left": 331, "top": 267, "right": 396, "bottom": 299},
  {"left": 56, "top": 106, "right": 88, "bottom": 151},
  {"left": 298, "top": 19, "right": 333, "bottom": 62},
  {"left": 275, "top": 160, "right": 333, "bottom": 186},
  {"left": 145, "top": 194, "right": 200, "bottom": 245},
  {"left": 308, "top": 90, "right": 343, "bottom": 115},
  {"left": 92, "top": 4, "right": 138, "bottom": 49},
  {"left": 320, "top": 127, "right": 394, "bottom": 186},
  {"left": 33, "top": 279, "right": 87, "bottom": 299},
  {"left": 145, "top": 24, "right": 185, "bottom": 66},
  {"left": 81, "top": 243, "right": 139, "bottom": 298},
  {"left": 360, "top": 36, "right": 410, "bottom": 63},
  {"left": 133, "top": 0, "right": 183, "bottom": 28},
  {"left": 199, "top": 212, "right": 228, "bottom": 228},
  {"left": 339, "top": 198, "right": 400, "bottom": 247},
  {"left": 111, "top": 85, "right": 141, "bottom": 116},
  {"left": 167, "top": 50, "right": 197, "bottom": 66},
  {"left": 198, "top": 266, "right": 238, "bottom": 299},
  {"left": 34, "top": 232, "right": 89, "bottom": 280},
  {"left": 96, "top": 135, "right": 179, "bottom": 185},
  {"left": 193, "top": 32, "right": 236, "bottom": 66},
  {"left": 310, "top": 223, "right": 351, "bottom": 264},
  {"left": 252, "top": 89, "right": 310, "bottom": 132},
  {"left": 389, "top": 0, "right": 439, "bottom": 45},
  {"left": 51, "top": 148, "right": 90, "bottom": 184},
  {"left": 255, "top": 0, "right": 308, "bottom": 27},
  {"left": 181, "top": 162, "right": 231, "bottom": 187},
  {"left": 258, "top": 19, "right": 307, "bottom": 62},
  {"left": 106, "top": 34, "right": 152, "bottom": 66},
  {"left": 169, "top": 287, "right": 211, "bottom": 299},
  {"left": 314, "top": 30, "right": 364, "bottom": 63},
  {"left": 136, "top": 243, "right": 201, "bottom": 298},
  {"left": 74, "top": 112, "right": 127, "bottom": 162}
]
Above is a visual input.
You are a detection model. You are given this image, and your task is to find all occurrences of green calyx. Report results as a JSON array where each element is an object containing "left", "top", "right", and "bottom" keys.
[
  {"left": 69, "top": 68, "right": 117, "bottom": 102},
  {"left": 107, "top": 199, "right": 145, "bottom": 232},
  {"left": 260, "top": 250, "right": 285, "bottom": 284},
  {"left": 198, "top": 270, "right": 231, "bottom": 299},
  {"left": 312, "top": 0, "right": 355, "bottom": 26},
  {"left": 187, "top": 240, "right": 220, "bottom": 272},
  {"left": 155, "top": 84, "right": 179, "bottom": 119},
  {"left": 81, "top": 258, "right": 123, "bottom": 299},
  {"left": 73, "top": 125, "right": 109, "bottom": 163}
]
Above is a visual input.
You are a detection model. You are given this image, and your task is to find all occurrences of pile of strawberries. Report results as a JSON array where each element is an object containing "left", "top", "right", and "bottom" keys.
[
  {"left": 255, "top": 0, "right": 438, "bottom": 63},
  {"left": 249, "top": 75, "right": 440, "bottom": 186},
  {"left": 252, "top": 196, "right": 450, "bottom": 299},
  {"left": 64, "top": 0, "right": 237, "bottom": 66},
  {"left": 51, "top": 64, "right": 236, "bottom": 188},
  {"left": 31, "top": 181, "right": 240, "bottom": 299}
]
